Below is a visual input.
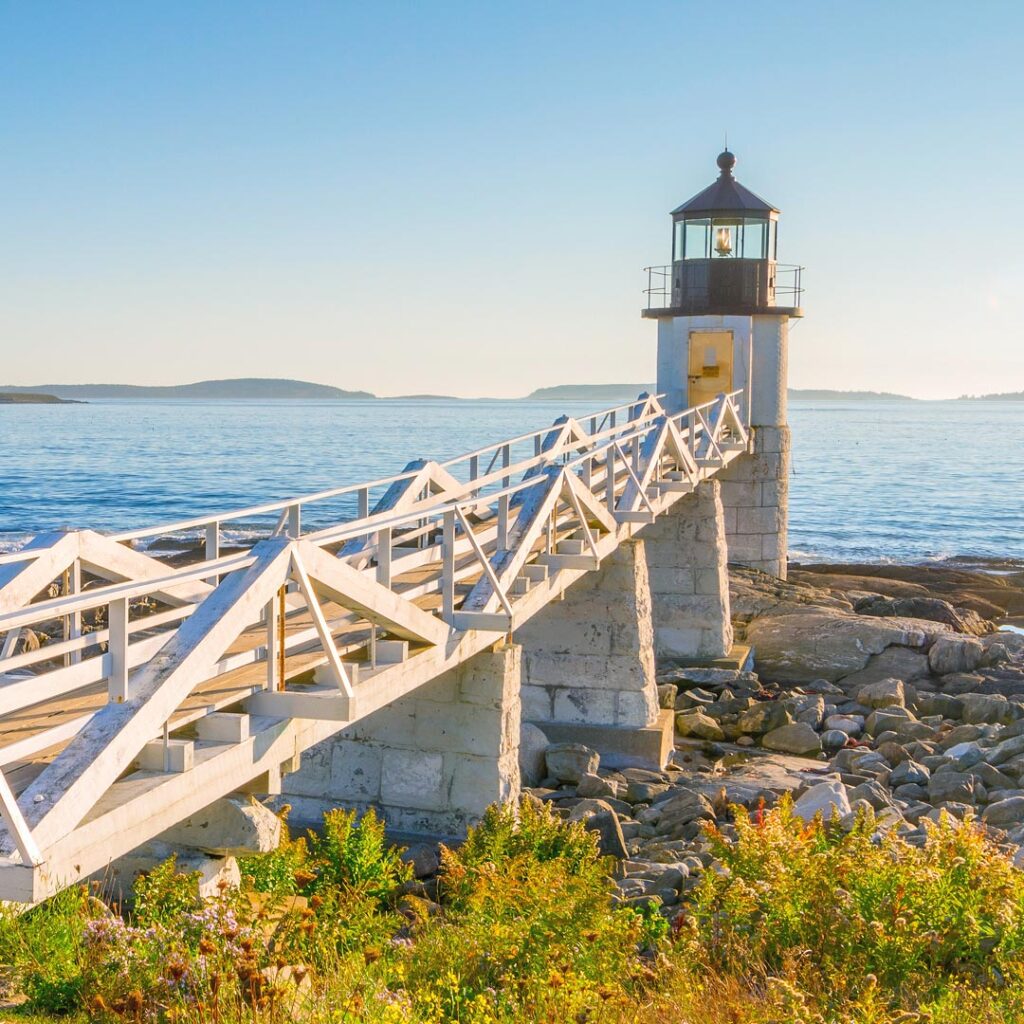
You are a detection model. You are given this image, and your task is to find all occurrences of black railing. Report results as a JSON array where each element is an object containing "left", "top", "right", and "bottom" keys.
[{"left": 642, "top": 262, "right": 803, "bottom": 312}]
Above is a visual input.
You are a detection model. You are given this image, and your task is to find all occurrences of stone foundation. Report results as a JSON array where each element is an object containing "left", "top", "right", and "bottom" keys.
[
  {"left": 640, "top": 480, "right": 733, "bottom": 660},
  {"left": 280, "top": 645, "right": 522, "bottom": 836},
  {"left": 516, "top": 540, "right": 666, "bottom": 767},
  {"left": 718, "top": 424, "right": 790, "bottom": 579}
]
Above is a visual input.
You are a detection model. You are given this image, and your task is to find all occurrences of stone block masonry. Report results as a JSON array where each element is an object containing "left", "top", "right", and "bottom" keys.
[
  {"left": 280, "top": 645, "right": 522, "bottom": 836},
  {"left": 718, "top": 425, "right": 790, "bottom": 579},
  {"left": 515, "top": 540, "right": 659, "bottom": 732},
  {"left": 640, "top": 479, "right": 733, "bottom": 660}
]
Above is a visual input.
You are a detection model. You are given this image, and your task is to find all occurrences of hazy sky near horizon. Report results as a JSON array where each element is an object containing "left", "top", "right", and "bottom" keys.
[{"left": 2, "top": 2, "right": 1023, "bottom": 400}]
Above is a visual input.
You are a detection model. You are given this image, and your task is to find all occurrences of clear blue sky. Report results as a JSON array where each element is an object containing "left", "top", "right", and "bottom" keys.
[{"left": 2, "top": 1, "right": 1022, "bottom": 398}]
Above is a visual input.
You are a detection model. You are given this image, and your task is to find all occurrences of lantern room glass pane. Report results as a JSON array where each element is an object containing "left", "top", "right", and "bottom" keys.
[
  {"left": 739, "top": 219, "right": 768, "bottom": 259},
  {"left": 681, "top": 219, "right": 710, "bottom": 259}
]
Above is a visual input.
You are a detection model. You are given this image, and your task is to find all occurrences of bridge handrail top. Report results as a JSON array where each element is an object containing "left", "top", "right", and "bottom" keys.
[
  {"left": 93, "top": 392, "right": 672, "bottom": 546},
  {"left": 0, "top": 390, "right": 744, "bottom": 624}
]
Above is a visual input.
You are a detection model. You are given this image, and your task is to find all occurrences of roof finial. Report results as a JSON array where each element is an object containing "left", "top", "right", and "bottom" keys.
[{"left": 717, "top": 143, "right": 736, "bottom": 177}]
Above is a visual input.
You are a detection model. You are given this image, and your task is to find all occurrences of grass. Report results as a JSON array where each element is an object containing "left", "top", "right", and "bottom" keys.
[{"left": 0, "top": 799, "right": 1021, "bottom": 1022}]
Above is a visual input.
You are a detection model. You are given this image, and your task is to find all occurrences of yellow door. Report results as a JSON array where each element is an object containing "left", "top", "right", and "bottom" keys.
[{"left": 687, "top": 330, "right": 734, "bottom": 408}]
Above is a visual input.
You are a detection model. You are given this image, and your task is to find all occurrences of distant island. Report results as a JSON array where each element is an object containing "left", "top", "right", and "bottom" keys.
[
  {"left": 0, "top": 378, "right": 373, "bottom": 401},
  {"left": 788, "top": 388, "right": 915, "bottom": 401},
  {"left": 958, "top": 391, "right": 1024, "bottom": 401},
  {"left": 3, "top": 378, "right": 1020, "bottom": 404},
  {"left": 0, "top": 392, "right": 81, "bottom": 405}
]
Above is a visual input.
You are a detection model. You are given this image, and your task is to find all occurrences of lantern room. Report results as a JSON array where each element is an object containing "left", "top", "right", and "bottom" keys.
[{"left": 643, "top": 149, "right": 801, "bottom": 317}]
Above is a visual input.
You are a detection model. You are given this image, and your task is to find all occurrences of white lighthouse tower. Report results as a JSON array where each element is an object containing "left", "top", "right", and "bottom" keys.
[{"left": 643, "top": 148, "right": 803, "bottom": 579}]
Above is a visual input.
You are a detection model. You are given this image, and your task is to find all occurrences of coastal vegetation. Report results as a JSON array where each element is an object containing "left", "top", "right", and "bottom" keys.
[
  {"left": 0, "top": 393, "right": 80, "bottom": 405},
  {"left": 1, "top": 800, "right": 1023, "bottom": 1024}
]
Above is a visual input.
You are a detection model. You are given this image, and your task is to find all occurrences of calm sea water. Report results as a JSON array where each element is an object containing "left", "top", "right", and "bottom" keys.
[{"left": 1, "top": 399, "right": 1021, "bottom": 565}]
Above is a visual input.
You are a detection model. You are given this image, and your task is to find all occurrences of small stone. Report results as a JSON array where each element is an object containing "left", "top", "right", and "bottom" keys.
[
  {"left": 735, "top": 735, "right": 755, "bottom": 747},
  {"left": 545, "top": 743, "right": 599, "bottom": 784},
  {"left": 761, "top": 722, "right": 822, "bottom": 756},
  {"left": 736, "top": 701, "right": 792, "bottom": 735},
  {"left": 820, "top": 729, "right": 849, "bottom": 753},
  {"left": 675, "top": 711, "right": 725, "bottom": 741},
  {"left": 825, "top": 714, "right": 864, "bottom": 736},
  {"left": 657, "top": 683, "right": 678, "bottom": 709}
]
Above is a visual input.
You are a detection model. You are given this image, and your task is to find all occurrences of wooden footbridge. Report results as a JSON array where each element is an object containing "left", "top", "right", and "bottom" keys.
[{"left": 0, "top": 390, "right": 749, "bottom": 902}]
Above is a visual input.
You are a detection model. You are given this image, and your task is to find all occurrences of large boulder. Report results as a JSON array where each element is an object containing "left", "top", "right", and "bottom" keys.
[
  {"left": 929, "top": 635, "right": 985, "bottom": 675},
  {"left": 545, "top": 743, "right": 599, "bottom": 784},
  {"left": 857, "top": 678, "right": 905, "bottom": 709},
  {"left": 746, "top": 611, "right": 933, "bottom": 683},
  {"left": 158, "top": 797, "right": 281, "bottom": 857},
  {"left": 855, "top": 595, "right": 993, "bottom": 636},
  {"left": 982, "top": 797, "right": 1024, "bottom": 828},
  {"left": 959, "top": 692, "right": 1016, "bottom": 726},
  {"left": 839, "top": 646, "right": 931, "bottom": 689},
  {"left": 519, "top": 723, "right": 550, "bottom": 786},
  {"left": 567, "top": 799, "right": 628, "bottom": 859}
]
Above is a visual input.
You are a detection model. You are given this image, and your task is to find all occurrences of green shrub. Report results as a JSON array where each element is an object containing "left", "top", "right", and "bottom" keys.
[
  {"left": 131, "top": 855, "right": 201, "bottom": 928},
  {"left": 307, "top": 807, "right": 410, "bottom": 903},
  {"left": 686, "top": 797, "right": 1024, "bottom": 1008}
]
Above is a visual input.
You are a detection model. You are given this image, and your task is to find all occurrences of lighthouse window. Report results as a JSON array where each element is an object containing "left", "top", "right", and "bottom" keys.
[
  {"left": 681, "top": 219, "right": 711, "bottom": 259},
  {"left": 739, "top": 219, "right": 769, "bottom": 259}
]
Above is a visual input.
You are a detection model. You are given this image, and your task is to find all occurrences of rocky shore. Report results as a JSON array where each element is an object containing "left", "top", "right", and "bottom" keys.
[{"left": 514, "top": 561, "right": 1024, "bottom": 918}]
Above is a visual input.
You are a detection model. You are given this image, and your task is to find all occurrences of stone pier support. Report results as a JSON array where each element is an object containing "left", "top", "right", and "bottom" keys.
[
  {"left": 640, "top": 480, "right": 733, "bottom": 661},
  {"left": 280, "top": 644, "right": 522, "bottom": 836},
  {"left": 515, "top": 540, "right": 671, "bottom": 768},
  {"left": 718, "top": 425, "right": 790, "bottom": 579}
]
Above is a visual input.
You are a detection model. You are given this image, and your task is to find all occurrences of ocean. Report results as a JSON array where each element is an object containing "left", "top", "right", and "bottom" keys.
[{"left": 0, "top": 398, "right": 1021, "bottom": 565}]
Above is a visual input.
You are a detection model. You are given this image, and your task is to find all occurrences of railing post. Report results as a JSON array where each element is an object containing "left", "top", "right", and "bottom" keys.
[
  {"left": 108, "top": 597, "right": 129, "bottom": 703},
  {"left": 63, "top": 561, "right": 81, "bottom": 667},
  {"left": 376, "top": 527, "right": 392, "bottom": 589},
  {"left": 497, "top": 493, "right": 510, "bottom": 550},
  {"left": 469, "top": 455, "right": 479, "bottom": 497},
  {"left": 442, "top": 509, "right": 455, "bottom": 623},
  {"left": 205, "top": 521, "right": 220, "bottom": 587},
  {"left": 358, "top": 488, "right": 369, "bottom": 519},
  {"left": 606, "top": 445, "right": 617, "bottom": 513},
  {"left": 287, "top": 503, "right": 301, "bottom": 539},
  {"left": 265, "top": 594, "right": 279, "bottom": 690}
]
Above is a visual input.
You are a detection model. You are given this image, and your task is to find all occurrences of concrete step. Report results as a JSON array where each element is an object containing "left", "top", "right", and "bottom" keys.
[{"left": 556, "top": 539, "right": 586, "bottom": 556}]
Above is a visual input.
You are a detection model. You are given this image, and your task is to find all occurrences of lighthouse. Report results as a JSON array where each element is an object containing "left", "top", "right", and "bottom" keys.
[{"left": 643, "top": 148, "right": 802, "bottom": 579}]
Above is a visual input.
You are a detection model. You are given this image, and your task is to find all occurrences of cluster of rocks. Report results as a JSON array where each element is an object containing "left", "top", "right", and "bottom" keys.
[{"left": 515, "top": 563, "right": 1024, "bottom": 918}]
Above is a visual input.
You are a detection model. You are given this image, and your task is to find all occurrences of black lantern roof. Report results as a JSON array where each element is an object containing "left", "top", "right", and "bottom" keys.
[{"left": 671, "top": 150, "right": 778, "bottom": 219}]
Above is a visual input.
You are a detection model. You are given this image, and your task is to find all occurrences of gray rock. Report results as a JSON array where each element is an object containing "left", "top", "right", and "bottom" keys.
[
  {"left": 960, "top": 693, "right": 1016, "bottom": 726},
  {"left": 840, "top": 646, "right": 931, "bottom": 689},
  {"left": 793, "top": 780, "right": 851, "bottom": 821},
  {"left": 944, "top": 741, "right": 985, "bottom": 769},
  {"left": 866, "top": 707, "right": 914, "bottom": 737},
  {"left": 929, "top": 635, "right": 985, "bottom": 676},
  {"left": 890, "top": 759, "right": 931, "bottom": 787},
  {"left": 675, "top": 710, "right": 725, "bottom": 741},
  {"left": 158, "top": 796, "right": 281, "bottom": 857},
  {"left": 825, "top": 714, "right": 864, "bottom": 736},
  {"left": 545, "top": 742, "right": 599, "bottom": 784},
  {"left": 657, "top": 683, "right": 678, "bottom": 709},
  {"left": 761, "top": 722, "right": 822, "bottom": 756},
  {"left": 850, "top": 780, "right": 892, "bottom": 809},
  {"left": 857, "top": 678, "right": 906, "bottom": 709},
  {"left": 981, "top": 797, "right": 1024, "bottom": 827},
  {"left": 747, "top": 611, "right": 931, "bottom": 683},
  {"left": 928, "top": 771, "right": 977, "bottom": 805},
  {"left": 989, "top": 734, "right": 1024, "bottom": 766},
  {"left": 736, "top": 701, "right": 792, "bottom": 735},
  {"left": 821, "top": 729, "right": 850, "bottom": 753},
  {"left": 519, "top": 723, "right": 550, "bottom": 786},
  {"left": 576, "top": 772, "right": 618, "bottom": 799},
  {"left": 568, "top": 799, "right": 628, "bottom": 859}
]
